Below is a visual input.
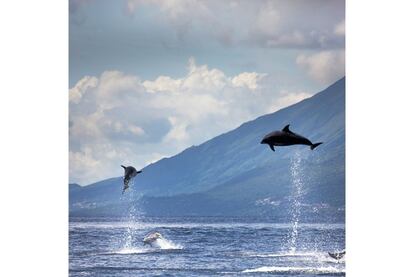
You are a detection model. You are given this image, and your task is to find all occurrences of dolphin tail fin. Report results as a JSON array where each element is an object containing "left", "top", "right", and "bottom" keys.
[
  {"left": 310, "top": 142, "right": 323, "bottom": 150},
  {"left": 121, "top": 165, "right": 126, "bottom": 169}
]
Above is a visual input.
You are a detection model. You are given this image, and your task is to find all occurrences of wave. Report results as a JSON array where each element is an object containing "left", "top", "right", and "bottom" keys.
[
  {"left": 108, "top": 238, "right": 183, "bottom": 255},
  {"left": 249, "top": 251, "right": 320, "bottom": 258},
  {"left": 242, "top": 265, "right": 345, "bottom": 274},
  {"left": 70, "top": 221, "right": 345, "bottom": 230},
  {"left": 153, "top": 237, "right": 183, "bottom": 250},
  {"left": 112, "top": 247, "right": 152, "bottom": 255},
  {"left": 244, "top": 251, "right": 345, "bottom": 264}
]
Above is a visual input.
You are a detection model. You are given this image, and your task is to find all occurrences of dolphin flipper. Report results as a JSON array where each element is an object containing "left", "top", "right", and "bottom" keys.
[{"left": 269, "top": 144, "right": 275, "bottom": 152}]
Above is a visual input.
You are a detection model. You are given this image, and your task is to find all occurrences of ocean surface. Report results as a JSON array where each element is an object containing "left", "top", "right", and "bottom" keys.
[
  {"left": 69, "top": 216, "right": 345, "bottom": 276},
  {"left": 70, "top": 153, "right": 345, "bottom": 276}
]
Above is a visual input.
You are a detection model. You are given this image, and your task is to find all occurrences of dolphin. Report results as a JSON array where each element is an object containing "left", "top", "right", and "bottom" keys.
[
  {"left": 121, "top": 165, "right": 142, "bottom": 193},
  {"left": 143, "top": 232, "right": 163, "bottom": 247},
  {"left": 260, "top": 124, "right": 323, "bottom": 152},
  {"left": 328, "top": 250, "right": 346, "bottom": 260}
]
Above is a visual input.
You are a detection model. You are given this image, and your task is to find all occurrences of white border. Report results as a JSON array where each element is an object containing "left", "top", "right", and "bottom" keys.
[
  {"left": 347, "top": 0, "right": 414, "bottom": 276},
  {"left": 0, "top": 1, "right": 68, "bottom": 276},
  {"left": 1, "top": 0, "right": 414, "bottom": 276}
]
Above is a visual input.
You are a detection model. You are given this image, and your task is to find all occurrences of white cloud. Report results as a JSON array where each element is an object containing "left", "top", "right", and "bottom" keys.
[
  {"left": 254, "top": 1, "right": 281, "bottom": 37},
  {"left": 334, "top": 20, "right": 345, "bottom": 36},
  {"left": 232, "top": 72, "right": 266, "bottom": 90},
  {"left": 163, "top": 116, "right": 190, "bottom": 143},
  {"left": 267, "top": 90, "right": 312, "bottom": 113},
  {"left": 69, "top": 146, "right": 101, "bottom": 184},
  {"left": 128, "top": 125, "right": 145, "bottom": 136},
  {"left": 70, "top": 58, "right": 313, "bottom": 184},
  {"left": 296, "top": 50, "right": 345, "bottom": 85},
  {"left": 69, "top": 76, "right": 98, "bottom": 104},
  {"left": 126, "top": 0, "right": 345, "bottom": 49},
  {"left": 143, "top": 76, "right": 181, "bottom": 93}
]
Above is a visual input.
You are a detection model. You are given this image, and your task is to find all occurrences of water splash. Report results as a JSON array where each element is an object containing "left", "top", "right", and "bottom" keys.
[
  {"left": 121, "top": 179, "right": 139, "bottom": 250},
  {"left": 288, "top": 150, "right": 304, "bottom": 253},
  {"left": 113, "top": 180, "right": 184, "bottom": 253},
  {"left": 153, "top": 237, "right": 183, "bottom": 250}
]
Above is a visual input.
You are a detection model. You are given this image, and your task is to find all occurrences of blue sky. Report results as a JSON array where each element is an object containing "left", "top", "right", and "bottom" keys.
[{"left": 69, "top": 0, "right": 345, "bottom": 185}]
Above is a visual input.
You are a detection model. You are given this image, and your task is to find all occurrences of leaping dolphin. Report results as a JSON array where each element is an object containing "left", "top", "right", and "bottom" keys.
[
  {"left": 328, "top": 250, "right": 346, "bottom": 260},
  {"left": 143, "top": 232, "right": 163, "bottom": 247},
  {"left": 121, "top": 165, "right": 142, "bottom": 193},
  {"left": 260, "top": 124, "right": 323, "bottom": 152}
]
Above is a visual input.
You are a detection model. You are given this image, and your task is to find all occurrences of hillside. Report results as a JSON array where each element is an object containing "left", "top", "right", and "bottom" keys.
[{"left": 70, "top": 77, "right": 345, "bottom": 221}]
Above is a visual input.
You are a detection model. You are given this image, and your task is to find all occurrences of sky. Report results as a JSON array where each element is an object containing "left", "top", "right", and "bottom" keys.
[{"left": 69, "top": 0, "right": 345, "bottom": 185}]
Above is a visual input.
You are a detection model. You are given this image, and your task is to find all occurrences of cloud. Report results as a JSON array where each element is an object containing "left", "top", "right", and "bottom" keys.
[
  {"left": 232, "top": 72, "right": 266, "bottom": 90},
  {"left": 296, "top": 50, "right": 345, "bottom": 85},
  {"left": 126, "top": 0, "right": 345, "bottom": 49},
  {"left": 266, "top": 90, "right": 312, "bottom": 113},
  {"left": 69, "top": 58, "right": 311, "bottom": 184},
  {"left": 334, "top": 20, "right": 345, "bottom": 36},
  {"left": 69, "top": 0, "right": 95, "bottom": 25},
  {"left": 69, "top": 0, "right": 92, "bottom": 13},
  {"left": 69, "top": 76, "right": 98, "bottom": 104}
]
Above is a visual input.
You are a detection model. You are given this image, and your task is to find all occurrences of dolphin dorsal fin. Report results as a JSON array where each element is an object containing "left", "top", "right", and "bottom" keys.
[{"left": 282, "top": 124, "right": 291, "bottom": 132}]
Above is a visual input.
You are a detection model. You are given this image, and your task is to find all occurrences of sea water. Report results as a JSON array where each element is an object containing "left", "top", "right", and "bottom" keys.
[
  {"left": 69, "top": 217, "right": 345, "bottom": 276},
  {"left": 70, "top": 155, "right": 344, "bottom": 276}
]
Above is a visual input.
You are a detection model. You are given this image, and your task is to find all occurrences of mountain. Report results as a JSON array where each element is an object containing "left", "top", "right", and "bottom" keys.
[
  {"left": 70, "top": 77, "right": 345, "bottom": 222},
  {"left": 69, "top": 183, "right": 81, "bottom": 192}
]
